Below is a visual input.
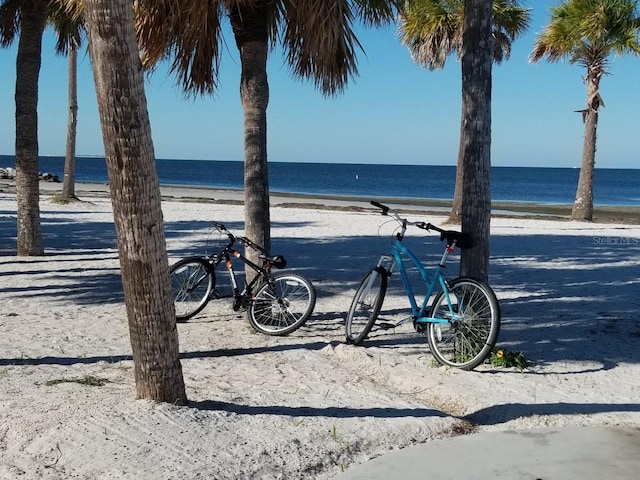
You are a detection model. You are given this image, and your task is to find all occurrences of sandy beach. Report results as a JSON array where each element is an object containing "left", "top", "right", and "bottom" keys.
[{"left": 1, "top": 182, "right": 640, "bottom": 479}]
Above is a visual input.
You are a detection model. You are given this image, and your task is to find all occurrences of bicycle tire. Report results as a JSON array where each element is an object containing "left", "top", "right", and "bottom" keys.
[
  {"left": 345, "top": 268, "right": 387, "bottom": 345},
  {"left": 427, "top": 277, "right": 501, "bottom": 370},
  {"left": 170, "top": 257, "right": 215, "bottom": 321},
  {"left": 247, "top": 273, "right": 316, "bottom": 336}
]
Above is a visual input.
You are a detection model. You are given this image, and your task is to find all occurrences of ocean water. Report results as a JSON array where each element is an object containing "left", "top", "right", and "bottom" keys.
[{"left": 1, "top": 155, "right": 639, "bottom": 206}]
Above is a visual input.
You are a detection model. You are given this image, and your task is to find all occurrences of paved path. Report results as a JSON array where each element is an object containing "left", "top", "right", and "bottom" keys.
[{"left": 336, "top": 426, "right": 640, "bottom": 479}]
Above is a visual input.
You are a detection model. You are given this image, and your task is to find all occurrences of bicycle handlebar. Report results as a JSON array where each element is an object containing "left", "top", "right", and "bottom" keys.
[
  {"left": 369, "top": 200, "right": 474, "bottom": 249},
  {"left": 211, "top": 222, "right": 272, "bottom": 255}
]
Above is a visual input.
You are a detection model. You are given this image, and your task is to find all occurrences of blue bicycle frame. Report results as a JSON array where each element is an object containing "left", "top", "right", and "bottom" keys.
[{"left": 375, "top": 237, "right": 457, "bottom": 327}]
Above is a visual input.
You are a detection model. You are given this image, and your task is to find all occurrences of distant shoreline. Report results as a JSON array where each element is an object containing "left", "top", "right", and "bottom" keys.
[{"left": 1, "top": 179, "right": 639, "bottom": 224}]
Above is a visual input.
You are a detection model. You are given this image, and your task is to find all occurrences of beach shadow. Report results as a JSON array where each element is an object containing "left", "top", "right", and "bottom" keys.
[
  {"left": 190, "top": 400, "right": 447, "bottom": 419},
  {"left": 265, "top": 229, "right": 640, "bottom": 369},
  {"left": 0, "top": 354, "right": 133, "bottom": 367},
  {"left": 487, "top": 233, "right": 640, "bottom": 368},
  {"left": 0, "top": 341, "right": 332, "bottom": 367},
  {"left": 464, "top": 402, "right": 640, "bottom": 426},
  {"left": 3, "top": 207, "right": 639, "bottom": 370}
]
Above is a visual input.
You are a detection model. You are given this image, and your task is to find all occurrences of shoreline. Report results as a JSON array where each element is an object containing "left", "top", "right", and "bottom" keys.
[{"left": 2, "top": 179, "right": 639, "bottom": 224}]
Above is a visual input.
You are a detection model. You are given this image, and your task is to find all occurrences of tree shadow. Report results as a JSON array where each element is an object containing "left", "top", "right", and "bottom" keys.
[
  {"left": 189, "top": 400, "right": 447, "bottom": 419},
  {"left": 1, "top": 205, "right": 639, "bottom": 370},
  {"left": 464, "top": 402, "right": 640, "bottom": 426}
]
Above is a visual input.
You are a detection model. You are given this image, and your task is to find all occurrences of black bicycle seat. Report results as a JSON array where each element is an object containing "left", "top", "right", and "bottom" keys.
[
  {"left": 261, "top": 254, "right": 287, "bottom": 269},
  {"left": 440, "top": 231, "right": 474, "bottom": 249}
]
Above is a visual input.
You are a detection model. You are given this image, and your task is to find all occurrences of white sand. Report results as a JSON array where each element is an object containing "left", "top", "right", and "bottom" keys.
[{"left": 1, "top": 188, "right": 640, "bottom": 479}]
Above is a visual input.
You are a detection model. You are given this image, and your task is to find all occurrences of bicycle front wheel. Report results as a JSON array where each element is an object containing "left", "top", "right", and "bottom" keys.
[
  {"left": 427, "top": 277, "right": 500, "bottom": 370},
  {"left": 247, "top": 273, "right": 317, "bottom": 336},
  {"left": 170, "top": 257, "right": 215, "bottom": 321},
  {"left": 345, "top": 268, "right": 387, "bottom": 345}
]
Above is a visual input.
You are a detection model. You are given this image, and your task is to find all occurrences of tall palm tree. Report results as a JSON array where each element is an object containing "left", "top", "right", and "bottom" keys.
[
  {"left": 0, "top": 0, "right": 82, "bottom": 250},
  {"left": 49, "top": 2, "right": 84, "bottom": 200},
  {"left": 1, "top": 0, "right": 49, "bottom": 255},
  {"left": 531, "top": 0, "right": 640, "bottom": 221},
  {"left": 79, "top": 0, "right": 187, "bottom": 404},
  {"left": 460, "top": 0, "right": 493, "bottom": 282},
  {"left": 135, "top": 0, "right": 403, "bottom": 270},
  {"left": 399, "top": 0, "right": 530, "bottom": 224}
]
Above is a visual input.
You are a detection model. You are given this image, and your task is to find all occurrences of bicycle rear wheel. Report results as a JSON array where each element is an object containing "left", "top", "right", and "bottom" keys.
[
  {"left": 170, "top": 257, "right": 215, "bottom": 321},
  {"left": 247, "top": 273, "right": 316, "bottom": 336},
  {"left": 345, "top": 268, "right": 387, "bottom": 345},
  {"left": 427, "top": 277, "right": 500, "bottom": 370}
]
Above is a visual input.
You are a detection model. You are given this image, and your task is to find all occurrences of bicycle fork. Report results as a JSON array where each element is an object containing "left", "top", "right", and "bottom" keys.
[{"left": 355, "top": 255, "right": 392, "bottom": 300}]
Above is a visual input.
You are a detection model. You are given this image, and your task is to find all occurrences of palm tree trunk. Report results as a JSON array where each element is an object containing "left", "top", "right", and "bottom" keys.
[
  {"left": 62, "top": 42, "right": 78, "bottom": 199},
  {"left": 229, "top": 2, "right": 271, "bottom": 275},
  {"left": 447, "top": 109, "right": 465, "bottom": 224},
  {"left": 15, "top": 0, "right": 46, "bottom": 256},
  {"left": 84, "top": 0, "right": 187, "bottom": 404},
  {"left": 572, "top": 74, "right": 600, "bottom": 222},
  {"left": 460, "top": 0, "right": 492, "bottom": 283}
]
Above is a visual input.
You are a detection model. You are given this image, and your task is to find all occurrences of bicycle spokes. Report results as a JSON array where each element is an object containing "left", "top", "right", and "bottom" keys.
[
  {"left": 248, "top": 275, "right": 316, "bottom": 335},
  {"left": 428, "top": 279, "right": 499, "bottom": 369}
]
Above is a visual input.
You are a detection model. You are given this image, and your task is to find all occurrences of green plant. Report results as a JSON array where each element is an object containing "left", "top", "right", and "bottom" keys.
[
  {"left": 49, "top": 194, "right": 70, "bottom": 205},
  {"left": 490, "top": 348, "right": 529, "bottom": 370}
]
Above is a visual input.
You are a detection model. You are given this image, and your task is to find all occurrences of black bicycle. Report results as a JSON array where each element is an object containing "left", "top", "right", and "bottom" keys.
[{"left": 170, "top": 222, "right": 316, "bottom": 336}]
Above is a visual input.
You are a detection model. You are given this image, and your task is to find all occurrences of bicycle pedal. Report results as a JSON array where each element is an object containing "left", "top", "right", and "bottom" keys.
[
  {"left": 413, "top": 319, "right": 427, "bottom": 333},
  {"left": 377, "top": 322, "right": 397, "bottom": 330}
]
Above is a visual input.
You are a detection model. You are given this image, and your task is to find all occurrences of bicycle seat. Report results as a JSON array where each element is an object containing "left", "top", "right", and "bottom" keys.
[
  {"left": 440, "top": 231, "right": 473, "bottom": 249},
  {"left": 261, "top": 254, "right": 287, "bottom": 269}
]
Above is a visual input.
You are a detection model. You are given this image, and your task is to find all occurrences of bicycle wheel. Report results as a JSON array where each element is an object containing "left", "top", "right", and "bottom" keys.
[
  {"left": 170, "top": 257, "right": 215, "bottom": 321},
  {"left": 345, "top": 268, "right": 387, "bottom": 345},
  {"left": 427, "top": 277, "right": 500, "bottom": 370},
  {"left": 247, "top": 273, "right": 316, "bottom": 336}
]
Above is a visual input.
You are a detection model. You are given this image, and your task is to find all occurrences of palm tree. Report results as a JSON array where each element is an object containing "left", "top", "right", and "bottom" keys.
[
  {"left": 399, "top": 0, "right": 530, "bottom": 224},
  {"left": 1, "top": 0, "right": 49, "bottom": 255},
  {"left": 0, "top": 0, "right": 83, "bottom": 250},
  {"left": 135, "top": 0, "right": 403, "bottom": 270},
  {"left": 49, "top": 2, "right": 84, "bottom": 200},
  {"left": 460, "top": 0, "right": 493, "bottom": 282},
  {"left": 80, "top": 0, "right": 187, "bottom": 404},
  {"left": 531, "top": 0, "right": 640, "bottom": 221}
]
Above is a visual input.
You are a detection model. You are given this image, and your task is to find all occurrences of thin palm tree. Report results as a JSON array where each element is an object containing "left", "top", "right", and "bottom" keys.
[
  {"left": 531, "top": 0, "right": 640, "bottom": 221},
  {"left": 134, "top": 0, "right": 403, "bottom": 271},
  {"left": 399, "top": 0, "right": 530, "bottom": 224},
  {"left": 1, "top": 0, "right": 49, "bottom": 255},
  {"left": 78, "top": 0, "right": 187, "bottom": 404},
  {"left": 49, "top": 2, "right": 84, "bottom": 200}
]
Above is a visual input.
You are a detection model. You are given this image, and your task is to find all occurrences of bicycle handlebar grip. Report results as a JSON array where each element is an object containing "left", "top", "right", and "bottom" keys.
[{"left": 370, "top": 200, "right": 389, "bottom": 215}]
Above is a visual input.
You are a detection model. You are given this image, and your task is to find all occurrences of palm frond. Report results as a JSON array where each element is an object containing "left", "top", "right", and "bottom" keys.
[
  {"left": 398, "top": 0, "right": 530, "bottom": 69},
  {"left": 351, "top": 0, "right": 403, "bottom": 27},
  {"left": 280, "top": 0, "right": 362, "bottom": 96},
  {"left": 48, "top": 0, "right": 85, "bottom": 55},
  {"left": 491, "top": 1, "right": 531, "bottom": 63},
  {"left": 0, "top": 0, "right": 22, "bottom": 46},
  {"left": 530, "top": 0, "right": 640, "bottom": 67},
  {"left": 136, "top": 0, "right": 225, "bottom": 96},
  {"left": 398, "top": 0, "right": 462, "bottom": 70}
]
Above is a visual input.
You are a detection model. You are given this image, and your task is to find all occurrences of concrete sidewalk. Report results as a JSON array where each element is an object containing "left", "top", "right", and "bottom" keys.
[{"left": 336, "top": 426, "right": 640, "bottom": 479}]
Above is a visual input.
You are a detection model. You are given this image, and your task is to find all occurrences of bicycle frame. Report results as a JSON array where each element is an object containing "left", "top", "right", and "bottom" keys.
[
  {"left": 218, "top": 245, "right": 275, "bottom": 310},
  {"left": 376, "top": 238, "right": 458, "bottom": 326}
]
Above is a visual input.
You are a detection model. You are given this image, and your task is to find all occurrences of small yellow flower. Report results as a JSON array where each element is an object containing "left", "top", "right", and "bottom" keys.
[{"left": 496, "top": 350, "right": 504, "bottom": 359}]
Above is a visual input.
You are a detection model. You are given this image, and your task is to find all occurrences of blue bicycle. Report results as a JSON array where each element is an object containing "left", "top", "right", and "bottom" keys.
[{"left": 345, "top": 201, "right": 501, "bottom": 370}]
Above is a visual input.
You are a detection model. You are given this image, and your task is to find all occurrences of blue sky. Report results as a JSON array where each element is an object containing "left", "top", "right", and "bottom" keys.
[{"left": 1, "top": 0, "right": 639, "bottom": 168}]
